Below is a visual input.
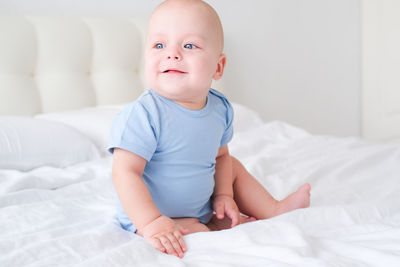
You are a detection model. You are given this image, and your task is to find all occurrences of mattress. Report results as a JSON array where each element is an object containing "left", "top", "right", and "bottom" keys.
[{"left": 1, "top": 105, "right": 400, "bottom": 266}]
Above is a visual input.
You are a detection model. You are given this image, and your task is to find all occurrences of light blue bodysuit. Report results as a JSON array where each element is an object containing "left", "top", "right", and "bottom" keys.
[{"left": 108, "top": 88, "right": 233, "bottom": 232}]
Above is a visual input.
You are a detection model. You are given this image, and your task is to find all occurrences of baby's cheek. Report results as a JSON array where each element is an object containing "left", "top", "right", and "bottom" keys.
[{"left": 145, "top": 62, "right": 158, "bottom": 85}]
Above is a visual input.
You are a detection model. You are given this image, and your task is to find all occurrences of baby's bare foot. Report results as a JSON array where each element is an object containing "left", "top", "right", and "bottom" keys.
[{"left": 274, "top": 183, "right": 311, "bottom": 216}]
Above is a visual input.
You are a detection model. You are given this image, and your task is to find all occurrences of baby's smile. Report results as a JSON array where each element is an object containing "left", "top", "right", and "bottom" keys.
[{"left": 162, "top": 69, "right": 187, "bottom": 74}]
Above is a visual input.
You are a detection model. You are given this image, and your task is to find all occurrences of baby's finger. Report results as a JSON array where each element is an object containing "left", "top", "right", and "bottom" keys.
[
  {"left": 228, "top": 209, "right": 240, "bottom": 227},
  {"left": 167, "top": 233, "right": 183, "bottom": 258},
  {"left": 159, "top": 236, "right": 175, "bottom": 256},
  {"left": 214, "top": 202, "right": 225, "bottom": 219},
  {"left": 174, "top": 230, "right": 187, "bottom": 253},
  {"left": 150, "top": 238, "right": 166, "bottom": 253}
]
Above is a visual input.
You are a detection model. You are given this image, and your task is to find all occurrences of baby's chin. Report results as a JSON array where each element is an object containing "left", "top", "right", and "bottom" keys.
[
  {"left": 152, "top": 86, "right": 208, "bottom": 102},
  {"left": 152, "top": 86, "right": 191, "bottom": 100}
]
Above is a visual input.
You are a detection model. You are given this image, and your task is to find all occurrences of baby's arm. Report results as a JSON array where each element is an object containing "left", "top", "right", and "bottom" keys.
[
  {"left": 112, "top": 148, "right": 188, "bottom": 257},
  {"left": 213, "top": 145, "right": 240, "bottom": 227}
]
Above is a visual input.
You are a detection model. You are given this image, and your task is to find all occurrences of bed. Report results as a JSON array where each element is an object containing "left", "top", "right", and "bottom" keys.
[{"left": 1, "top": 16, "right": 400, "bottom": 267}]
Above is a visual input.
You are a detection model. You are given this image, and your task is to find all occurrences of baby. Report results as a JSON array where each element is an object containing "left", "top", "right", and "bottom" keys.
[{"left": 109, "top": 0, "right": 311, "bottom": 258}]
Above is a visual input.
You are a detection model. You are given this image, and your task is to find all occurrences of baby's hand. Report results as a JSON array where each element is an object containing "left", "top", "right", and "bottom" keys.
[
  {"left": 139, "top": 215, "right": 189, "bottom": 258},
  {"left": 213, "top": 195, "right": 240, "bottom": 228}
]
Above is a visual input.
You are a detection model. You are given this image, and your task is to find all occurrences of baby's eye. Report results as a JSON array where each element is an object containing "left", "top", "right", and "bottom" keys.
[
  {"left": 184, "top": 44, "right": 197, "bottom": 49},
  {"left": 155, "top": 43, "right": 164, "bottom": 49}
]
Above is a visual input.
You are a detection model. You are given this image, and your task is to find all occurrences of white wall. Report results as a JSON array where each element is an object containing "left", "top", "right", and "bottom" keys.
[
  {"left": 362, "top": 0, "right": 400, "bottom": 143},
  {"left": 0, "top": 0, "right": 361, "bottom": 137}
]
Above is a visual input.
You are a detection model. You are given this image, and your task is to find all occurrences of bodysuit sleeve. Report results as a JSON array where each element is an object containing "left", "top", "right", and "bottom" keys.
[
  {"left": 220, "top": 97, "right": 234, "bottom": 147},
  {"left": 108, "top": 102, "right": 158, "bottom": 161}
]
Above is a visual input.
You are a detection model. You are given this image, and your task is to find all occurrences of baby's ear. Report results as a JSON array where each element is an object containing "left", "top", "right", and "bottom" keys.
[{"left": 213, "top": 53, "right": 226, "bottom": 80}]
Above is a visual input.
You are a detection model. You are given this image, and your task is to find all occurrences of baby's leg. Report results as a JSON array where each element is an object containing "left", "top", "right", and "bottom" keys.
[
  {"left": 207, "top": 213, "right": 256, "bottom": 231},
  {"left": 231, "top": 156, "right": 311, "bottom": 220},
  {"left": 172, "top": 217, "right": 210, "bottom": 234}
]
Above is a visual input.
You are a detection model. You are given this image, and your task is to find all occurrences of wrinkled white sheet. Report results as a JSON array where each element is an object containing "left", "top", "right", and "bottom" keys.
[{"left": 1, "top": 121, "right": 400, "bottom": 267}]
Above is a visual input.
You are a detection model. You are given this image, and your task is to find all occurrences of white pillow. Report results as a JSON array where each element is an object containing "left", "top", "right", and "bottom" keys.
[
  {"left": 231, "top": 103, "right": 264, "bottom": 132},
  {"left": 35, "top": 105, "right": 125, "bottom": 156},
  {"left": 0, "top": 117, "right": 101, "bottom": 171}
]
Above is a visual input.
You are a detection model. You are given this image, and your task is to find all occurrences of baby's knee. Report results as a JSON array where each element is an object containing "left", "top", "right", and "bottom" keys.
[{"left": 189, "top": 221, "right": 210, "bottom": 233}]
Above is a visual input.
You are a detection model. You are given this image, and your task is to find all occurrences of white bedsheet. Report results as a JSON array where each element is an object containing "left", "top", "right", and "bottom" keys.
[{"left": 1, "top": 121, "right": 400, "bottom": 266}]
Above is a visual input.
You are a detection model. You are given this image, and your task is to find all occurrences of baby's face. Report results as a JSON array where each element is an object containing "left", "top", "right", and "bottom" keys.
[{"left": 145, "top": 0, "right": 225, "bottom": 107}]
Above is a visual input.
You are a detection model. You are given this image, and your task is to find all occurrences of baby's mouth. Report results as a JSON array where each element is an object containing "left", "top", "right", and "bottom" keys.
[{"left": 163, "top": 69, "right": 187, "bottom": 74}]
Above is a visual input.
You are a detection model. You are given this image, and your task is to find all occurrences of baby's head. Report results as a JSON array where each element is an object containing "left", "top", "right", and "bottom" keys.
[{"left": 145, "top": 0, "right": 226, "bottom": 108}]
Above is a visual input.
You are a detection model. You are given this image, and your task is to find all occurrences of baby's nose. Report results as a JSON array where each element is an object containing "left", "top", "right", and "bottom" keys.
[
  {"left": 166, "top": 50, "right": 181, "bottom": 61},
  {"left": 167, "top": 55, "right": 181, "bottom": 61}
]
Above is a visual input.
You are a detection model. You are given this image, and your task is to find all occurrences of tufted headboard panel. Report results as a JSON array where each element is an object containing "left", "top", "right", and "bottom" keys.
[{"left": 0, "top": 16, "right": 148, "bottom": 115}]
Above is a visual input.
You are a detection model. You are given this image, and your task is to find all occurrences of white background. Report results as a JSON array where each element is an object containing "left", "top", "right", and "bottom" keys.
[{"left": 0, "top": 0, "right": 361, "bottom": 137}]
